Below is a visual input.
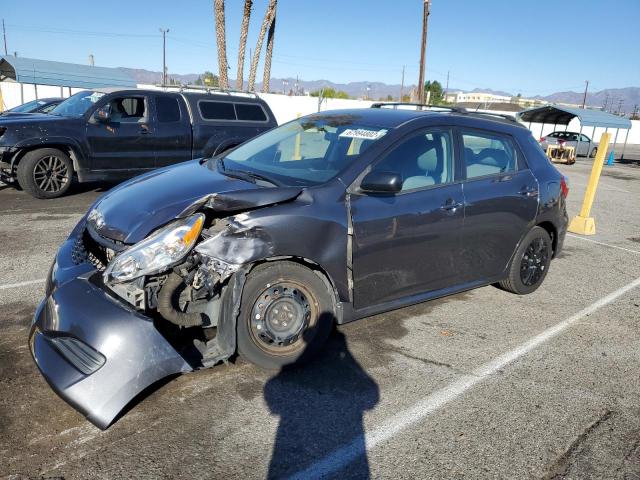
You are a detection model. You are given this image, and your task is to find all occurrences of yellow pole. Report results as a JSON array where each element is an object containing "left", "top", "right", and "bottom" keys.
[
  {"left": 567, "top": 132, "right": 611, "bottom": 235},
  {"left": 0, "top": 84, "right": 4, "bottom": 112},
  {"left": 293, "top": 112, "right": 302, "bottom": 160}
]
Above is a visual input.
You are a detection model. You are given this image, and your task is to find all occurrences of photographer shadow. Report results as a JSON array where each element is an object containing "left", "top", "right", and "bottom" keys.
[{"left": 264, "top": 320, "right": 380, "bottom": 479}]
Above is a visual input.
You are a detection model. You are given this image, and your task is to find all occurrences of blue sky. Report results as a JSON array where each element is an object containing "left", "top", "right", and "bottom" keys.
[{"left": 3, "top": 0, "right": 639, "bottom": 95}]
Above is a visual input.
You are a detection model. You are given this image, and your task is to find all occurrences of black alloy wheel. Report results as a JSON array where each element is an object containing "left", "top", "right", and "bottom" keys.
[
  {"left": 498, "top": 226, "right": 553, "bottom": 295},
  {"left": 17, "top": 148, "right": 73, "bottom": 199}
]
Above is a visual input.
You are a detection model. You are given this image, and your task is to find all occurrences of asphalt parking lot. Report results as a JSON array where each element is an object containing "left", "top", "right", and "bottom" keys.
[{"left": 1, "top": 156, "right": 639, "bottom": 479}]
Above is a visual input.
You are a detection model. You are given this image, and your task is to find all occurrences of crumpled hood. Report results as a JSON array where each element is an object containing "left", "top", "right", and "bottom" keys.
[{"left": 92, "top": 160, "right": 302, "bottom": 244}]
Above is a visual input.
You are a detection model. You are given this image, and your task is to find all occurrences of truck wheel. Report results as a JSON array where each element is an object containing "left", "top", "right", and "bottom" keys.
[
  {"left": 499, "top": 226, "right": 552, "bottom": 295},
  {"left": 237, "top": 261, "right": 334, "bottom": 370},
  {"left": 590, "top": 147, "right": 597, "bottom": 158},
  {"left": 16, "top": 148, "right": 73, "bottom": 199}
]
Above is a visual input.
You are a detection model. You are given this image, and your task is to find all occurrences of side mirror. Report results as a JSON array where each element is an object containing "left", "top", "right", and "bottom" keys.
[
  {"left": 94, "top": 104, "right": 112, "bottom": 123},
  {"left": 359, "top": 171, "right": 402, "bottom": 194}
]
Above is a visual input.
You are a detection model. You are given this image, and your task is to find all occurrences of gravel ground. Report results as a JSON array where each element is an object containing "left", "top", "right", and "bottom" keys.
[{"left": 0, "top": 157, "right": 639, "bottom": 479}]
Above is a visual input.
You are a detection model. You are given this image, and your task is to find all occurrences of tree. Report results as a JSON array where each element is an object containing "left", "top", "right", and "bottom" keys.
[
  {"left": 213, "top": 0, "right": 229, "bottom": 89},
  {"left": 423, "top": 80, "right": 444, "bottom": 104},
  {"left": 309, "top": 88, "right": 349, "bottom": 99},
  {"left": 262, "top": 0, "right": 277, "bottom": 93},
  {"left": 236, "top": 0, "right": 252, "bottom": 90},
  {"left": 203, "top": 71, "right": 220, "bottom": 87},
  {"left": 248, "top": 0, "right": 277, "bottom": 91}
]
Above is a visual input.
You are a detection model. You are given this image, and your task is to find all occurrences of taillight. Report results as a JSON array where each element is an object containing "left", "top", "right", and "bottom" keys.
[
  {"left": 539, "top": 137, "right": 545, "bottom": 142},
  {"left": 560, "top": 176, "right": 569, "bottom": 199},
  {"left": 558, "top": 139, "right": 565, "bottom": 145}
]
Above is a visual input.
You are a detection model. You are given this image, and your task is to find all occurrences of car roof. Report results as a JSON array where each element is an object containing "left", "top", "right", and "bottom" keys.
[{"left": 308, "top": 108, "right": 528, "bottom": 132}]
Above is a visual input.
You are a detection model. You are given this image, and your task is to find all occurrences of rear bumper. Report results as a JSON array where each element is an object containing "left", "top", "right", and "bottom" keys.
[{"left": 29, "top": 236, "right": 193, "bottom": 429}]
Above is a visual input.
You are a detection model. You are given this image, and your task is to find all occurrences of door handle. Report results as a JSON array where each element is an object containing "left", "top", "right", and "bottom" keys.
[
  {"left": 440, "top": 200, "right": 463, "bottom": 212},
  {"left": 518, "top": 186, "right": 538, "bottom": 197}
]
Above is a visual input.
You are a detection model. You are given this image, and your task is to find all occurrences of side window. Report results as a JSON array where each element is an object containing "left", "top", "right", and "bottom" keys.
[
  {"left": 462, "top": 131, "right": 517, "bottom": 179},
  {"left": 580, "top": 134, "right": 590, "bottom": 142},
  {"left": 199, "top": 101, "right": 236, "bottom": 120},
  {"left": 235, "top": 103, "right": 267, "bottom": 122},
  {"left": 371, "top": 129, "right": 453, "bottom": 191},
  {"left": 109, "top": 97, "right": 147, "bottom": 123},
  {"left": 156, "top": 96, "right": 181, "bottom": 122}
]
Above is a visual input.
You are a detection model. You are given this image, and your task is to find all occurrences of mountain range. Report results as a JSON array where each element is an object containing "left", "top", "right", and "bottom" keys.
[{"left": 118, "top": 67, "right": 639, "bottom": 115}]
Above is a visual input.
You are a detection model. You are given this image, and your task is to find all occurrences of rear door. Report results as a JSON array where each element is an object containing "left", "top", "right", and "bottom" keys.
[
  {"left": 457, "top": 128, "right": 539, "bottom": 283},
  {"left": 86, "top": 94, "right": 156, "bottom": 172},
  {"left": 154, "top": 94, "right": 192, "bottom": 167}
]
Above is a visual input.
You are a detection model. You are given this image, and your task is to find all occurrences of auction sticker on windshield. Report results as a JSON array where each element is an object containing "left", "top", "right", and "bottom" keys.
[{"left": 339, "top": 128, "right": 388, "bottom": 140}]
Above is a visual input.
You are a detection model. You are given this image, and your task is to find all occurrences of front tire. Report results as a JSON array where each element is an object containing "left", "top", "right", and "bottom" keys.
[
  {"left": 16, "top": 148, "right": 73, "bottom": 199},
  {"left": 499, "top": 226, "right": 552, "bottom": 295},
  {"left": 237, "top": 261, "right": 334, "bottom": 370}
]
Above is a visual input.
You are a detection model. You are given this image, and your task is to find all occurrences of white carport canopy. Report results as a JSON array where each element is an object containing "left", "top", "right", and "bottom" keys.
[{"left": 517, "top": 105, "right": 632, "bottom": 160}]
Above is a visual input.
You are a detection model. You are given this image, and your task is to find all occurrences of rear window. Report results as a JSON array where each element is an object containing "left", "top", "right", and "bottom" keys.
[
  {"left": 236, "top": 103, "right": 267, "bottom": 121},
  {"left": 156, "top": 96, "right": 181, "bottom": 122}
]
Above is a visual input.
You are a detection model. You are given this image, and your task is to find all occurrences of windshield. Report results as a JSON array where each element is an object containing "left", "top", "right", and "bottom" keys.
[
  {"left": 218, "top": 114, "right": 388, "bottom": 186},
  {"left": 8, "top": 100, "right": 39, "bottom": 113},
  {"left": 50, "top": 90, "right": 106, "bottom": 117}
]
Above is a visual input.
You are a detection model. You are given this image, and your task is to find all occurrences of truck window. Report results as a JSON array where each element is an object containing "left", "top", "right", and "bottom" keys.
[
  {"left": 235, "top": 103, "right": 267, "bottom": 122},
  {"left": 156, "top": 96, "right": 181, "bottom": 122},
  {"left": 110, "top": 97, "right": 146, "bottom": 123},
  {"left": 199, "top": 101, "right": 236, "bottom": 120}
]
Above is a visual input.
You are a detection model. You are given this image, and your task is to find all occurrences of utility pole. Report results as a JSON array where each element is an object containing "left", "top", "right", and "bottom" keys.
[
  {"left": 417, "top": 0, "right": 431, "bottom": 104},
  {"left": 400, "top": 65, "right": 405, "bottom": 101},
  {"left": 581, "top": 80, "right": 589, "bottom": 109},
  {"left": 159, "top": 28, "right": 169, "bottom": 86},
  {"left": 2, "top": 19, "right": 7, "bottom": 56},
  {"left": 445, "top": 70, "right": 449, "bottom": 97}
]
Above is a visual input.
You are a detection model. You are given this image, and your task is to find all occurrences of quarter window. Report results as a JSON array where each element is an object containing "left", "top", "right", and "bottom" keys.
[
  {"left": 156, "top": 96, "right": 181, "bottom": 122},
  {"left": 462, "top": 131, "right": 517, "bottom": 179},
  {"left": 371, "top": 129, "right": 453, "bottom": 191}
]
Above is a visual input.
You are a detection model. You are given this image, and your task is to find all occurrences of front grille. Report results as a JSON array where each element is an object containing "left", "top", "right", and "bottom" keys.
[
  {"left": 71, "top": 229, "right": 115, "bottom": 271},
  {"left": 46, "top": 335, "right": 106, "bottom": 375}
]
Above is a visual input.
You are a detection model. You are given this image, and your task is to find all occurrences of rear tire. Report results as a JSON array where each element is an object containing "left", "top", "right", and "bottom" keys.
[
  {"left": 237, "top": 261, "right": 334, "bottom": 370},
  {"left": 499, "top": 226, "right": 552, "bottom": 295},
  {"left": 590, "top": 147, "right": 597, "bottom": 158},
  {"left": 16, "top": 148, "right": 73, "bottom": 199}
]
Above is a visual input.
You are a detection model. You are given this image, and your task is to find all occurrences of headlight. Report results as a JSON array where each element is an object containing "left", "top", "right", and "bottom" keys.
[
  {"left": 104, "top": 214, "right": 204, "bottom": 283},
  {"left": 87, "top": 208, "right": 105, "bottom": 230}
]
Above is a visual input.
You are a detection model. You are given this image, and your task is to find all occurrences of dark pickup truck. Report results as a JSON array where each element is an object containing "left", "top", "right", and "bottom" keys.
[{"left": 0, "top": 88, "right": 277, "bottom": 198}]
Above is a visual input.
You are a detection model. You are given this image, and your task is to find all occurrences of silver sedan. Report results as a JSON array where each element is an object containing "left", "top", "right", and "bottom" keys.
[{"left": 539, "top": 131, "right": 597, "bottom": 157}]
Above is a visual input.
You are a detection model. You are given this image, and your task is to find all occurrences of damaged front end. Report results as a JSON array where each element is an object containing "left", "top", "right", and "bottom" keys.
[{"left": 30, "top": 186, "right": 299, "bottom": 429}]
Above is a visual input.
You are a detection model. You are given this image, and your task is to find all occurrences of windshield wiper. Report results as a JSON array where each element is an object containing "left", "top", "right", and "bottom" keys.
[{"left": 230, "top": 169, "right": 279, "bottom": 186}]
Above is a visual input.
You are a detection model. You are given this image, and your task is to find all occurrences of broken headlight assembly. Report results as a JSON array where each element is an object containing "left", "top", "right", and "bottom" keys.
[{"left": 104, "top": 214, "right": 205, "bottom": 283}]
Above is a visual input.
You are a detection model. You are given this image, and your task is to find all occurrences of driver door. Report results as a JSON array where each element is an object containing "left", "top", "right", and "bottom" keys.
[
  {"left": 86, "top": 94, "right": 156, "bottom": 172},
  {"left": 350, "top": 128, "right": 464, "bottom": 309}
]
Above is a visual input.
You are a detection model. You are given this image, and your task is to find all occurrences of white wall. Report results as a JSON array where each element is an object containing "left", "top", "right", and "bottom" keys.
[
  {"left": 0, "top": 81, "right": 84, "bottom": 109},
  {"left": 3, "top": 80, "right": 639, "bottom": 146}
]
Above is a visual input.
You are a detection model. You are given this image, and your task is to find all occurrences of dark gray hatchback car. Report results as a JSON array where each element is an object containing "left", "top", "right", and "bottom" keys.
[{"left": 30, "top": 106, "right": 569, "bottom": 428}]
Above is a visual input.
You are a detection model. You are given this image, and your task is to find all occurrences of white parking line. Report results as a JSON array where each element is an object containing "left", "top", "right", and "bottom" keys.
[
  {"left": 0, "top": 279, "right": 45, "bottom": 291},
  {"left": 566, "top": 233, "right": 640, "bottom": 255},
  {"left": 289, "top": 276, "right": 640, "bottom": 480}
]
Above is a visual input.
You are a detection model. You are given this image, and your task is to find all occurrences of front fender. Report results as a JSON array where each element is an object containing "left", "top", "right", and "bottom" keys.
[{"left": 12, "top": 136, "right": 88, "bottom": 171}]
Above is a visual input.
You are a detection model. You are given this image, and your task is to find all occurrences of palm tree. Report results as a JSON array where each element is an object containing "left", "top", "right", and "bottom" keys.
[
  {"left": 236, "top": 0, "right": 253, "bottom": 90},
  {"left": 262, "top": 2, "right": 277, "bottom": 93},
  {"left": 214, "top": 0, "right": 229, "bottom": 89},
  {"left": 247, "top": 0, "right": 276, "bottom": 92}
]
